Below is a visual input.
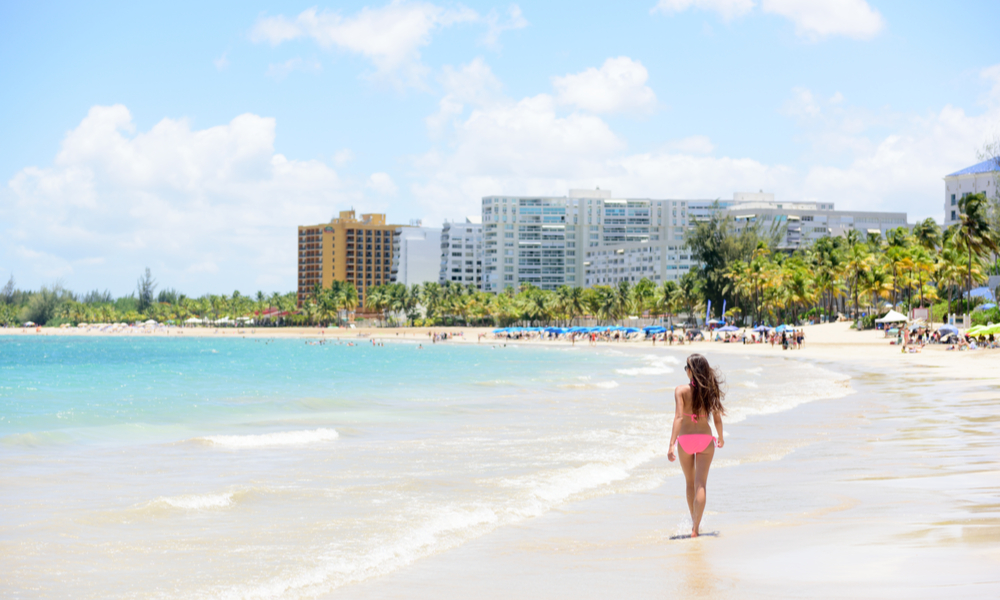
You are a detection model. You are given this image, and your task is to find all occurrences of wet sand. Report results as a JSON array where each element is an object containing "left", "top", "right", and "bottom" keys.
[{"left": 333, "top": 325, "right": 1000, "bottom": 599}]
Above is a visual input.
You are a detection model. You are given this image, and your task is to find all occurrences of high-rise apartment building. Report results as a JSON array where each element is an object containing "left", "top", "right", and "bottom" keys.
[
  {"left": 297, "top": 210, "right": 404, "bottom": 306},
  {"left": 943, "top": 159, "right": 999, "bottom": 227},
  {"left": 439, "top": 217, "right": 483, "bottom": 286},
  {"left": 482, "top": 190, "right": 709, "bottom": 292},
  {"left": 392, "top": 222, "right": 442, "bottom": 286},
  {"left": 483, "top": 190, "right": 912, "bottom": 292}
]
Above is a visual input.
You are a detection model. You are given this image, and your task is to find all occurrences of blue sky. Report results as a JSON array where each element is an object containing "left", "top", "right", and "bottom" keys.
[{"left": 2, "top": 0, "right": 999, "bottom": 295}]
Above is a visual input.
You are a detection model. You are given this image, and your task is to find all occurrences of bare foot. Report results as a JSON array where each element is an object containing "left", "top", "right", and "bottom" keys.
[{"left": 691, "top": 528, "right": 699, "bottom": 538}]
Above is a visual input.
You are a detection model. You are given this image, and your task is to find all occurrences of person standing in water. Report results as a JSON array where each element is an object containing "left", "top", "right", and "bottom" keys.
[{"left": 668, "top": 353, "right": 726, "bottom": 537}]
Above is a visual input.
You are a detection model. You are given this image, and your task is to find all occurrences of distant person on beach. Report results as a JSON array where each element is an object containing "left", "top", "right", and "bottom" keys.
[{"left": 668, "top": 353, "right": 726, "bottom": 538}]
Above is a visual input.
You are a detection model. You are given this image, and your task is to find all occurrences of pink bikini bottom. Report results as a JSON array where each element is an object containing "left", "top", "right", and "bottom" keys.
[{"left": 677, "top": 434, "right": 716, "bottom": 455}]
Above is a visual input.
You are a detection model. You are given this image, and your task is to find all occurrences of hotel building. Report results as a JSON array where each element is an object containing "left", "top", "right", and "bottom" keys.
[
  {"left": 943, "top": 159, "right": 1000, "bottom": 227},
  {"left": 483, "top": 190, "right": 912, "bottom": 292},
  {"left": 391, "top": 222, "right": 442, "bottom": 286},
  {"left": 297, "top": 210, "right": 404, "bottom": 306},
  {"left": 482, "top": 189, "right": 711, "bottom": 292},
  {"left": 439, "top": 217, "right": 483, "bottom": 286}
]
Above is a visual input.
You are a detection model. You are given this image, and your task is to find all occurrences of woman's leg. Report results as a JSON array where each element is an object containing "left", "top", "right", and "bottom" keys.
[
  {"left": 678, "top": 446, "right": 697, "bottom": 520},
  {"left": 691, "top": 444, "right": 715, "bottom": 536}
]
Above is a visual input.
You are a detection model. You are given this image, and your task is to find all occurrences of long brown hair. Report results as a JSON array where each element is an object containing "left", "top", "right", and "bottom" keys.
[{"left": 686, "top": 353, "right": 725, "bottom": 416}]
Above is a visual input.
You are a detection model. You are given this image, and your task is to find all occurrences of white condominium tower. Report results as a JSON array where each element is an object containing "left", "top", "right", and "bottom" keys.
[
  {"left": 482, "top": 190, "right": 912, "bottom": 293},
  {"left": 482, "top": 189, "right": 706, "bottom": 292},
  {"left": 943, "top": 159, "right": 1000, "bottom": 227},
  {"left": 439, "top": 217, "right": 483, "bottom": 286}
]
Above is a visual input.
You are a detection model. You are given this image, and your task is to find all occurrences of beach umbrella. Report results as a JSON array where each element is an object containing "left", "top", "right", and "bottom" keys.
[
  {"left": 718, "top": 325, "right": 739, "bottom": 332},
  {"left": 143, "top": 319, "right": 157, "bottom": 325},
  {"left": 937, "top": 325, "right": 959, "bottom": 335},
  {"left": 983, "top": 324, "right": 1000, "bottom": 335},
  {"left": 23, "top": 321, "right": 35, "bottom": 327},
  {"left": 974, "top": 303, "right": 997, "bottom": 311}
]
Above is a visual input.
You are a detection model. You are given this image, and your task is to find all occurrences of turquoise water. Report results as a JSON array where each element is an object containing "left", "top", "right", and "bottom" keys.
[
  {"left": 0, "top": 335, "right": 851, "bottom": 599},
  {"left": 1, "top": 335, "right": 666, "bottom": 598},
  {"left": 0, "top": 336, "right": 623, "bottom": 445}
]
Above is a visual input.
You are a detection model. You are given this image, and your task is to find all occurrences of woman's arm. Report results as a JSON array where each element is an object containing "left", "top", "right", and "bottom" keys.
[
  {"left": 667, "top": 385, "right": 685, "bottom": 462},
  {"left": 714, "top": 411, "right": 724, "bottom": 449}
]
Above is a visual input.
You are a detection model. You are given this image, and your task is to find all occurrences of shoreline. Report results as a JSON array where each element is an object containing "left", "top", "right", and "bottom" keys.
[
  {"left": 5, "top": 321, "right": 997, "bottom": 381},
  {"left": 332, "top": 328, "right": 1000, "bottom": 599},
  {"left": 4, "top": 323, "right": 998, "bottom": 597}
]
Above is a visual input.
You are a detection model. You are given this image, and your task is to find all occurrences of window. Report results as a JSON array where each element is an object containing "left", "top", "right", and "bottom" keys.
[
  {"left": 951, "top": 194, "right": 956, "bottom": 205},
  {"left": 951, "top": 210, "right": 956, "bottom": 220}
]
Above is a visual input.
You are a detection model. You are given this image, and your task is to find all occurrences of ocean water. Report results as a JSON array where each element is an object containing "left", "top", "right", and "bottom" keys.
[{"left": 0, "top": 336, "right": 851, "bottom": 598}]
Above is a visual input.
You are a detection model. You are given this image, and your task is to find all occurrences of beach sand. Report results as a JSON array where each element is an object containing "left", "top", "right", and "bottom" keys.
[{"left": 6, "top": 322, "right": 999, "bottom": 597}]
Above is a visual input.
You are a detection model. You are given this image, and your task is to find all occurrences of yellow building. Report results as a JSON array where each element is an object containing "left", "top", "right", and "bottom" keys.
[{"left": 297, "top": 210, "right": 405, "bottom": 306}]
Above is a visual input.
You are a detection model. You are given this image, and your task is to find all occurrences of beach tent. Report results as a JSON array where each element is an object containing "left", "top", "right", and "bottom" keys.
[{"left": 875, "top": 310, "right": 908, "bottom": 323}]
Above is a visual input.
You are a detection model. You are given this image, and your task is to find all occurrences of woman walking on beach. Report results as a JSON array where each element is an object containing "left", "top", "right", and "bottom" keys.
[{"left": 668, "top": 353, "right": 725, "bottom": 537}]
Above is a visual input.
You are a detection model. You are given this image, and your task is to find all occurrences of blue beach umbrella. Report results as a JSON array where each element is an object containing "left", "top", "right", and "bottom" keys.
[
  {"left": 718, "top": 325, "right": 739, "bottom": 332},
  {"left": 937, "top": 325, "right": 959, "bottom": 335}
]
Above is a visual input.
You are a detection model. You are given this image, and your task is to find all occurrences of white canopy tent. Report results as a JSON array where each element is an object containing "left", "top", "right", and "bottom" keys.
[{"left": 875, "top": 310, "right": 908, "bottom": 323}]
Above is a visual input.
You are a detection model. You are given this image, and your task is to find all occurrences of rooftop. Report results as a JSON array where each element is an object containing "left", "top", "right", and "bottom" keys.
[{"left": 946, "top": 158, "right": 1000, "bottom": 177}]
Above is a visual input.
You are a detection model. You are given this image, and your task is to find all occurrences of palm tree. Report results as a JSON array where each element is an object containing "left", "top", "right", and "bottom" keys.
[
  {"left": 677, "top": 272, "right": 702, "bottom": 325},
  {"left": 953, "top": 193, "right": 999, "bottom": 314},
  {"left": 911, "top": 217, "right": 941, "bottom": 253},
  {"left": 652, "top": 280, "right": 680, "bottom": 326}
]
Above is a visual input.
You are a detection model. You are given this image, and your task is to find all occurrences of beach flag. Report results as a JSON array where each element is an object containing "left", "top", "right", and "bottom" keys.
[{"left": 706, "top": 300, "right": 711, "bottom": 324}]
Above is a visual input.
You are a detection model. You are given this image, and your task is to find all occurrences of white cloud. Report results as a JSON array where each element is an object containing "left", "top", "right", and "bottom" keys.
[
  {"left": 332, "top": 149, "right": 355, "bottom": 165},
  {"left": 412, "top": 64, "right": 1000, "bottom": 228},
  {"left": 214, "top": 52, "right": 229, "bottom": 71},
  {"left": 653, "top": 0, "right": 884, "bottom": 40},
  {"left": 482, "top": 4, "right": 528, "bottom": 47},
  {"left": 2, "top": 105, "right": 361, "bottom": 294},
  {"left": 552, "top": 57, "right": 657, "bottom": 115},
  {"left": 367, "top": 172, "right": 398, "bottom": 195},
  {"left": 651, "top": 0, "right": 756, "bottom": 21},
  {"left": 250, "top": 2, "right": 478, "bottom": 85},
  {"left": 427, "top": 58, "right": 504, "bottom": 135},
  {"left": 760, "top": 0, "right": 884, "bottom": 40},
  {"left": 265, "top": 57, "right": 322, "bottom": 79},
  {"left": 782, "top": 86, "right": 822, "bottom": 118},
  {"left": 665, "top": 135, "right": 715, "bottom": 154},
  {"left": 982, "top": 64, "right": 1000, "bottom": 106}
]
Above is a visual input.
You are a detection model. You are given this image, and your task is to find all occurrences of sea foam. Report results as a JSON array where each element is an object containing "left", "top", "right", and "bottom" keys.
[{"left": 193, "top": 428, "right": 339, "bottom": 449}]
